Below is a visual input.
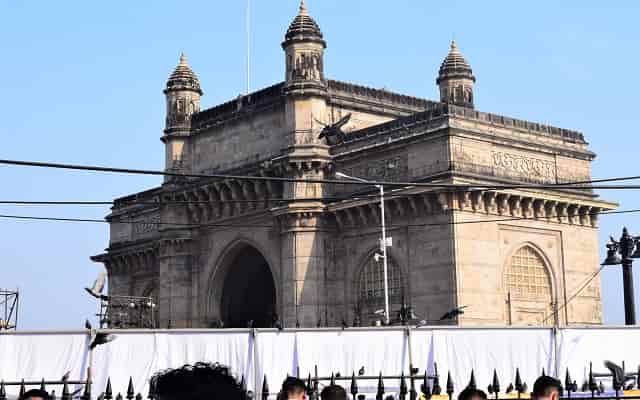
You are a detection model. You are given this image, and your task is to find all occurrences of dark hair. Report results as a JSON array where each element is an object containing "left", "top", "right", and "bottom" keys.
[
  {"left": 281, "top": 377, "right": 307, "bottom": 397},
  {"left": 150, "top": 362, "right": 245, "bottom": 400},
  {"left": 320, "top": 385, "right": 347, "bottom": 400},
  {"left": 533, "top": 376, "right": 562, "bottom": 398},
  {"left": 458, "top": 388, "right": 488, "bottom": 400},
  {"left": 19, "top": 389, "right": 51, "bottom": 400}
]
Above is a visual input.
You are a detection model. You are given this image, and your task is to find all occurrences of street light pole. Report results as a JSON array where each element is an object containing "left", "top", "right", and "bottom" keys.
[
  {"left": 602, "top": 227, "right": 638, "bottom": 325},
  {"left": 378, "top": 183, "right": 390, "bottom": 325},
  {"left": 336, "top": 172, "right": 390, "bottom": 325}
]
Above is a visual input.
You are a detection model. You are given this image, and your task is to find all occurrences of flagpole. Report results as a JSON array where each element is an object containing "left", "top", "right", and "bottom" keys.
[{"left": 246, "top": 0, "right": 251, "bottom": 95}]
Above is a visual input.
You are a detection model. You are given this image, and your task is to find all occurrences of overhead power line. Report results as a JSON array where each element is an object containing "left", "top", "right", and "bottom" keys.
[
  {"left": 2, "top": 158, "right": 640, "bottom": 190},
  {"left": 1, "top": 208, "right": 639, "bottom": 230},
  {"left": 542, "top": 265, "right": 605, "bottom": 324}
]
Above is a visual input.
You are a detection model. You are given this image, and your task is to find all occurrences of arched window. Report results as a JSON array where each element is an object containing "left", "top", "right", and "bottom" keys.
[
  {"left": 505, "top": 246, "right": 554, "bottom": 326},
  {"left": 505, "top": 246, "right": 551, "bottom": 300},
  {"left": 356, "top": 254, "right": 404, "bottom": 324}
]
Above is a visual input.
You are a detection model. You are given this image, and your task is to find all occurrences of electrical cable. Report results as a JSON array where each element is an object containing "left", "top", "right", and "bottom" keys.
[
  {"left": 3, "top": 158, "right": 640, "bottom": 190},
  {"left": 541, "top": 265, "right": 606, "bottom": 324},
  {"left": 1, "top": 208, "right": 639, "bottom": 229}
]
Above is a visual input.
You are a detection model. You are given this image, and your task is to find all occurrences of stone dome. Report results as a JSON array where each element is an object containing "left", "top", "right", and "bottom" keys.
[
  {"left": 165, "top": 53, "right": 202, "bottom": 94},
  {"left": 436, "top": 41, "right": 475, "bottom": 84},
  {"left": 283, "top": 0, "right": 325, "bottom": 46}
]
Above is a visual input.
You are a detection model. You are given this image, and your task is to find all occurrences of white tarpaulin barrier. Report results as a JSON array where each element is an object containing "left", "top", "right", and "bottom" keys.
[
  {"left": 0, "top": 332, "right": 89, "bottom": 397},
  {"left": 91, "top": 331, "right": 252, "bottom": 396},
  {"left": 556, "top": 328, "right": 640, "bottom": 385},
  {"left": 295, "top": 329, "right": 409, "bottom": 393},
  {"left": 2, "top": 327, "right": 640, "bottom": 397},
  {"left": 429, "top": 328, "right": 555, "bottom": 393}
]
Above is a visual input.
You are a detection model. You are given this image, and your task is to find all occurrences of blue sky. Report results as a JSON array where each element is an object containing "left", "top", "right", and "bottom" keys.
[{"left": 0, "top": 0, "right": 639, "bottom": 329}]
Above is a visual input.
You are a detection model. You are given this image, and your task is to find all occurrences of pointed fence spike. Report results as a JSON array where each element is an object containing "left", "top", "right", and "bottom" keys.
[
  {"left": 0, "top": 381, "right": 6, "bottom": 400},
  {"left": 307, "top": 374, "right": 314, "bottom": 397},
  {"left": 637, "top": 365, "right": 640, "bottom": 387},
  {"left": 446, "top": 372, "right": 454, "bottom": 396},
  {"left": 19, "top": 380, "right": 26, "bottom": 399},
  {"left": 116, "top": 394, "right": 123, "bottom": 400},
  {"left": 105, "top": 378, "right": 113, "bottom": 400},
  {"left": 136, "top": 394, "right": 143, "bottom": 400},
  {"left": 422, "top": 372, "right": 432, "bottom": 400},
  {"left": 515, "top": 369, "right": 523, "bottom": 393},
  {"left": 376, "top": 373, "right": 385, "bottom": 400},
  {"left": 127, "top": 377, "right": 135, "bottom": 400},
  {"left": 589, "top": 362, "right": 597, "bottom": 393},
  {"left": 350, "top": 373, "right": 358, "bottom": 400},
  {"left": 262, "top": 375, "right": 270, "bottom": 400},
  {"left": 468, "top": 370, "right": 477, "bottom": 390},
  {"left": 399, "top": 372, "right": 408, "bottom": 400},
  {"left": 541, "top": 368, "right": 546, "bottom": 377},
  {"left": 493, "top": 369, "right": 500, "bottom": 394},
  {"left": 331, "top": 373, "right": 335, "bottom": 386},
  {"left": 40, "top": 378, "right": 47, "bottom": 391},
  {"left": 433, "top": 364, "right": 442, "bottom": 395}
]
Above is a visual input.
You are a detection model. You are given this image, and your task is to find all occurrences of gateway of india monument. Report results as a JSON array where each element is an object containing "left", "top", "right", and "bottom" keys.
[{"left": 92, "top": 1, "right": 616, "bottom": 329}]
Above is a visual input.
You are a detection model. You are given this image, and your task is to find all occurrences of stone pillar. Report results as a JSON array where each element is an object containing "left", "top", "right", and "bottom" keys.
[
  {"left": 279, "top": 212, "right": 330, "bottom": 327},
  {"left": 158, "top": 237, "right": 193, "bottom": 328}
]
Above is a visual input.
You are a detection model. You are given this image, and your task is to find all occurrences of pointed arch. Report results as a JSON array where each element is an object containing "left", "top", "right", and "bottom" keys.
[{"left": 503, "top": 243, "right": 556, "bottom": 326}]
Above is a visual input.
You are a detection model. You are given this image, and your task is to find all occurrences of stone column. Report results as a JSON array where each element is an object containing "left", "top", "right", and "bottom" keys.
[
  {"left": 279, "top": 212, "right": 331, "bottom": 328},
  {"left": 158, "top": 236, "right": 193, "bottom": 328}
]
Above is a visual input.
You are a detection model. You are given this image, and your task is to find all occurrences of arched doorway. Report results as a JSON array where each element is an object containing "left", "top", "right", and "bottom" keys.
[{"left": 220, "top": 245, "right": 276, "bottom": 328}]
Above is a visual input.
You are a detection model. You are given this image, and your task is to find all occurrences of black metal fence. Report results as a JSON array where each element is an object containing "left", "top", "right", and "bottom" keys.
[{"left": 2, "top": 362, "right": 640, "bottom": 400}]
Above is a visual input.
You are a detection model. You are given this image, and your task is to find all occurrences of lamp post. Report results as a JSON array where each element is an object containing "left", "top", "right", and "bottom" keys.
[
  {"left": 602, "top": 227, "right": 639, "bottom": 325},
  {"left": 335, "top": 172, "right": 390, "bottom": 325}
]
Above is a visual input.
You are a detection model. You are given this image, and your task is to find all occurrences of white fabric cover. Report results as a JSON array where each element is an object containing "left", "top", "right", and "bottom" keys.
[
  {"left": 295, "top": 329, "right": 410, "bottom": 394},
  {"left": 430, "top": 328, "right": 555, "bottom": 394},
  {"left": 3, "top": 327, "right": 640, "bottom": 398},
  {"left": 0, "top": 333, "right": 89, "bottom": 397},
  {"left": 91, "top": 331, "right": 252, "bottom": 396},
  {"left": 556, "top": 328, "right": 640, "bottom": 385}
]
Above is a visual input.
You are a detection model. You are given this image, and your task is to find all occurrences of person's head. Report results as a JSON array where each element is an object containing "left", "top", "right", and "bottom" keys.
[
  {"left": 320, "top": 385, "right": 347, "bottom": 400},
  {"left": 458, "top": 388, "right": 487, "bottom": 400},
  {"left": 19, "top": 389, "right": 51, "bottom": 400},
  {"left": 150, "top": 362, "right": 245, "bottom": 400},
  {"left": 532, "top": 376, "right": 562, "bottom": 400},
  {"left": 281, "top": 377, "right": 307, "bottom": 400}
]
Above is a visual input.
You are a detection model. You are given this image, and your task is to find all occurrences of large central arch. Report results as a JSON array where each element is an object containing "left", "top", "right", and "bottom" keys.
[{"left": 213, "top": 243, "right": 277, "bottom": 328}]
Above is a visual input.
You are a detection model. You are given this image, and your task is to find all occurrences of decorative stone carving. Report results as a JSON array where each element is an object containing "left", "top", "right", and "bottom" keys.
[
  {"left": 492, "top": 152, "right": 555, "bottom": 181},
  {"left": 133, "top": 214, "right": 160, "bottom": 237}
]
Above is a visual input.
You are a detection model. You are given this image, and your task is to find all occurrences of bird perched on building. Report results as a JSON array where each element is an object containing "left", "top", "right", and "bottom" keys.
[
  {"left": 358, "top": 367, "right": 365, "bottom": 376},
  {"left": 341, "top": 319, "right": 348, "bottom": 330},
  {"left": 60, "top": 371, "right": 71, "bottom": 382},
  {"left": 439, "top": 306, "right": 468, "bottom": 320},
  {"left": 85, "top": 320, "right": 92, "bottom": 330},
  {"left": 316, "top": 114, "right": 351, "bottom": 145}
]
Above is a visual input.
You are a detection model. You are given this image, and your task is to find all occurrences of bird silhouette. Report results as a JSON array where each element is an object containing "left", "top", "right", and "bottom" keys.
[
  {"left": 316, "top": 114, "right": 351, "bottom": 145},
  {"left": 506, "top": 383, "right": 514, "bottom": 394},
  {"left": 89, "top": 333, "right": 116, "bottom": 350},
  {"left": 410, "top": 367, "right": 419, "bottom": 376},
  {"left": 604, "top": 360, "right": 634, "bottom": 385},
  {"left": 439, "top": 306, "right": 468, "bottom": 321},
  {"left": 358, "top": 367, "right": 365, "bottom": 376},
  {"left": 61, "top": 371, "right": 71, "bottom": 381},
  {"left": 85, "top": 320, "right": 92, "bottom": 330},
  {"left": 84, "top": 272, "right": 107, "bottom": 299},
  {"left": 341, "top": 319, "right": 348, "bottom": 330}
]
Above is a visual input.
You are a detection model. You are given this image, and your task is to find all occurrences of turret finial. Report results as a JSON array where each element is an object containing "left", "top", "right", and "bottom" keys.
[
  {"left": 179, "top": 52, "right": 188, "bottom": 66},
  {"left": 299, "top": 0, "right": 308, "bottom": 15}
]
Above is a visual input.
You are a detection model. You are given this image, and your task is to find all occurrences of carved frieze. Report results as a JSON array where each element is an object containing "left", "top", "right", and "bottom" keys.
[
  {"left": 133, "top": 214, "right": 160, "bottom": 237},
  {"left": 491, "top": 152, "right": 555, "bottom": 182}
]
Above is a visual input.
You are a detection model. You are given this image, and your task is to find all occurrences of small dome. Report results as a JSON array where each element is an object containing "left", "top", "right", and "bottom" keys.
[
  {"left": 284, "top": 0, "right": 325, "bottom": 46},
  {"left": 436, "top": 41, "right": 475, "bottom": 84},
  {"left": 166, "top": 53, "right": 202, "bottom": 94}
]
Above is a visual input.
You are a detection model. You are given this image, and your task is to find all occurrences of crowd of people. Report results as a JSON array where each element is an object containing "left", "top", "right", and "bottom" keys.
[{"left": 17, "top": 363, "right": 564, "bottom": 400}]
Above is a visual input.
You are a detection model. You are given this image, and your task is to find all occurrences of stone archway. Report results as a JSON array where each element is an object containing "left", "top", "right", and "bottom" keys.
[{"left": 219, "top": 245, "right": 276, "bottom": 328}]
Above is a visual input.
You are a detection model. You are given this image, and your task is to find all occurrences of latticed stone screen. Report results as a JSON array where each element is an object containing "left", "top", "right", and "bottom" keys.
[
  {"left": 506, "top": 246, "right": 551, "bottom": 300},
  {"left": 357, "top": 256, "right": 404, "bottom": 310}
]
